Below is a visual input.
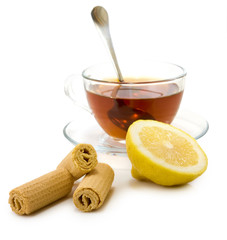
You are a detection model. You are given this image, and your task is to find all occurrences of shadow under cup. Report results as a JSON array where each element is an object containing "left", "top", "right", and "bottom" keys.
[{"left": 83, "top": 61, "right": 186, "bottom": 140}]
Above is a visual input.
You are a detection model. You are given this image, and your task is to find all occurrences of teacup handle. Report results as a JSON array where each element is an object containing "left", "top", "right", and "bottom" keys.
[{"left": 64, "top": 74, "right": 92, "bottom": 114}]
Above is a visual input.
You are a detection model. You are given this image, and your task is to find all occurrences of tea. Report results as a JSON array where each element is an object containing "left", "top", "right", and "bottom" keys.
[{"left": 86, "top": 78, "right": 183, "bottom": 139}]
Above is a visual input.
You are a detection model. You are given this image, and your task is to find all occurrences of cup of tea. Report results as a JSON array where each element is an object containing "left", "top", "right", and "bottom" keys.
[{"left": 65, "top": 60, "right": 186, "bottom": 141}]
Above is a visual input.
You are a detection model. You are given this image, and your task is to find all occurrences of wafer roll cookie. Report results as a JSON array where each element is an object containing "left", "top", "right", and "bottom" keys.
[
  {"left": 57, "top": 144, "right": 98, "bottom": 179},
  {"left": 73, "top": 163, "right": 114, "bottom": 212},
  {"left": 9, "top": 168, "right": 74, "bottom": 215}
]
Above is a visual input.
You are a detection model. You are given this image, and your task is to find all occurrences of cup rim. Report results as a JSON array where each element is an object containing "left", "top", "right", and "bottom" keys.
[{"left": 82, "top": 60, "right": 187, "bottom": 84}]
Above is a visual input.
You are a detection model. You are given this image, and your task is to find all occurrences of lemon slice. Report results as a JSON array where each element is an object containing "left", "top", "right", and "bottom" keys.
[{"left": 126, "top": 120, "right": 208, "bottom": 186}]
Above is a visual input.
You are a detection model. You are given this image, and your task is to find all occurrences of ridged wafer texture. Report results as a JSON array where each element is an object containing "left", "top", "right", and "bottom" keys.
[
  {"left": 57, "top": 144, "right": 98, "bottom": 179},
  {"left": 9, "top": 168, "right": 75, "bottom": 215},
  {"left": 73, "top": 163, "right": 114, "bottom": 212}
]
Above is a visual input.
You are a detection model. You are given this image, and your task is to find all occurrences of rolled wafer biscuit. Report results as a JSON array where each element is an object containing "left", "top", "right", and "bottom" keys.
[
  {"left": 57, "top": 143, "right": 98, "bottom": 179},
  {"left": 73, "top": 163, "right": 114, "bottom": 212},
  {"left": 9, "top": 168, "right": 74, "bottom": 215}
]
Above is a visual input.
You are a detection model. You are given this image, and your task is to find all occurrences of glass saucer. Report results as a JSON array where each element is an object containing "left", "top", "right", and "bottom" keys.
[{"left": 63, "top": 109, "right": 209, "bottom": 155}]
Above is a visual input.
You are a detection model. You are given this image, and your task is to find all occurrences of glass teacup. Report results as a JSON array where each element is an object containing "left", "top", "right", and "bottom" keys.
[{"left": 65, "top": 60, "right": 186, "bottom": 143}]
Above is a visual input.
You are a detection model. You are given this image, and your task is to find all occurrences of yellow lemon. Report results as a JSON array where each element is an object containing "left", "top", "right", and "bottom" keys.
[{"left": 126, "top": 120, "right": 208, "bottom": 186}]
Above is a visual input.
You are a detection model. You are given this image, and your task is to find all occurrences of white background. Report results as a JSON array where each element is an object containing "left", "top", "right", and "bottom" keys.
[{"left": 1, "top": 0, "right": 227, "bottom": 239}]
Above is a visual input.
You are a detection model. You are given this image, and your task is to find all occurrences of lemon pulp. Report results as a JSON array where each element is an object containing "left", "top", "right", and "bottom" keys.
[{"left": 139, "top": 126, "right": 198, "bottom": 167}]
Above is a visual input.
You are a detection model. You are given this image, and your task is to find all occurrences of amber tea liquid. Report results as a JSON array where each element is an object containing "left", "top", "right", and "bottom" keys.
[{"left": 86, "top": 78, "right": 183, "bottom": 139}]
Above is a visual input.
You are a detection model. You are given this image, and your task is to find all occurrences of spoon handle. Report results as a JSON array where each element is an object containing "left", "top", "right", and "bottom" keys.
[{"left": 91, "top": 6, "right": 124, "bottom": 82}]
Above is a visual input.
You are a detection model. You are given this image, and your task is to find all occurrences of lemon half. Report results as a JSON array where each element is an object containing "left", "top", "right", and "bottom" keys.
[{"left": 126, "top": 120, "right": 208, "bottom": 186}]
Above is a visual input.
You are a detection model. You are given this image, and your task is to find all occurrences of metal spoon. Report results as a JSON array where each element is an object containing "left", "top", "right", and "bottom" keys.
[
  {"left": 91, "top": 6, "right": 154, "bottom": 133},
  {"left": 91, "top": 6, "right": 124, "bottom": 82}
]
